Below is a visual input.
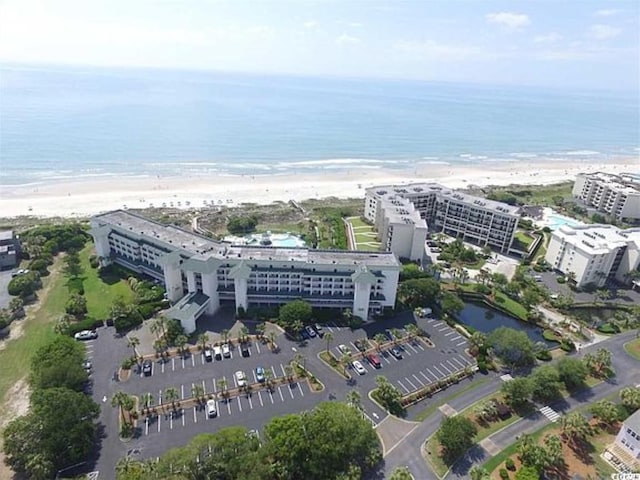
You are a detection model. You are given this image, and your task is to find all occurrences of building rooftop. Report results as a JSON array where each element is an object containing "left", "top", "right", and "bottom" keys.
[
  {"left": 579, "top": 172, "right": 640, "bottom": 195},
  {"left": 0, "top": 231, "right": 14, "bottom": 241},
  {"left": 366, "top": 182, "right": 520, "bottom": 216},
  {"left": 624, "top": 409, "right": 640, "bottom": 433},
  {"left": 554, "top": 224, "right": 640, "bottom": 254}
]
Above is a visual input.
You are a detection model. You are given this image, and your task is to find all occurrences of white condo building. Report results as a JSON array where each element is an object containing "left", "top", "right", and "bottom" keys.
[
  {"left": 90, "top": 211, "right": 400, "bottom": 333},
  {"left": 364, "top": 183, "right": 519, "bottom": 257},
  {"left": 573, "top": 172, "right": 640, "bottom": 221},
  {"left": 545, "top": 224, "right": 640, "bottom": 288}
]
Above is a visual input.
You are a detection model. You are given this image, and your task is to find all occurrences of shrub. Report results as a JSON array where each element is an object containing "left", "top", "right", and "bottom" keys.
[
  {"left": 597, "top": 323, "right": 620, "bottom": 334},
  {"left": 560, "top": 339, "right": 576, "bottom": 352},
  {"left": 535, "top": 350, "right": 552, "bottom": 361},
  {"left": 114, "top": 315, "right": 143, "bottom": 333},
  {"left": 121, "top": 357, "right": 136, "bottom": 370},
  {"left": 505, "top": 458, "right": 516, "bottom": 471},
  {"left": 65, "top": 317, "right": 104, "bottom": 337},
  {"left": 477, "top": 360, "right": 489, "bottom": 373},
  {"left": 89, "top": 255, "right": 99, "bottom": 268},
  {"left": 67, "top": 277, "right": 85, "bottom": 295},
  {"left": 556, "top": 276, "right": 566, "bottom": 284},
  {"left": 8, "top": 271, "right": 41, "bottom": 298},
  {"left": 28, "top": 258, "right": 51, "bottom": 276},
  {"left": 499, "top": 468, "right": 510, "bottom": 480},
  {"left": 542, "top": 329, "right": 561, "bottom": 342},
  {"left": 137, "top": 303, "right": 157, "bottom": 320}
]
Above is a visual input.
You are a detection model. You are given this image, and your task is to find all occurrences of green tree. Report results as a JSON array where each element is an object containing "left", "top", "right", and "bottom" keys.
[
  {"left": 469, "top": 466, "right": 491, "bottom": 480},
  {"left": 63, "top": 251, "right": 83, "bottom": 279},
  {"left": 397, "top": 277, "right": 441, "bottom": 308},
  {"left": 346, "top": 389, "right": 362, "bottom": 410},
  {"left": 65, "top": 292, "right": 87, "bottom": 317},
  {"left": 501, "top": 377, "right": 533, "bottom": 408},
  {"left": 441, "top": 291, "right": 465, "bottom": 318},
  {"left": 279, "top": 300, "right": 313, "bottom": 330},
  {"left": 227, "top": 215, "right": 258, "bottom": 234},
  {"left": 469, "top": 331, "right": 487, "bottom": 351},
  {"left": 488, "top": 327, "right": 536, "bottom": 369},
  {"left": 8, "top": 271, "right": 41, "bottom": 298},
  {"left": 530, "top": 365, "right": 563, "bottom": 402},
  {"left": 127, "top": 335, "right": 140, "bottom": 363},
  {"left": 516, "top": 434, "right": 548, "bottom": 471},
  {"left": 543, "top": 434, "right": 564, "bottom": 468},
  {"left": 515, "top": 466, "right": 541, "bottom": 480},
  {"left": 198, "top": 332, "right": 210, "bottom": 351},
  {"left": 560, "top": 411, "right": 592, "bottom": 446},
  {"left": 374, "top": 375, "right": 404, "bottom": 416},
  {"left": 620, "top": 386, "right": 640, "bottom": 411},
  {"left": 30, "top": 335, "right": 87, "bottom": 391},
  {"left": 390, "top": 466, "right": 414, "bottom": 480},
  {"left": 112, "top": 391, "right": 135, "bottom": 427},
  {"left": 165, "top": 387, "right": 180, "bottom": 413},
  {"left": 191, "top": 384, "right": 205, "bottom": 405},
  {"left": 556, "top": 356, "right": 589, "bottom": 390},
  {"left": 175, "top": 334, "right": 188, "bottom": 358},
  {"left": 590, "top": 400, "right": 620, "bottom": 426},
  {"left": 324, "top": 331, "right": 334, "bottom": 353},
  {"left": 256, "top": 322, "right": 266, "bottom": 340},
  {"left": 436, "top": 416, "right": 478, "bottom": 463}
]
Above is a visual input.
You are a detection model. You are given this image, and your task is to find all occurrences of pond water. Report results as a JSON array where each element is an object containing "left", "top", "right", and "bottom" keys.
[{"left": 458, "top": 302, "right": 554, "bottom": 346}]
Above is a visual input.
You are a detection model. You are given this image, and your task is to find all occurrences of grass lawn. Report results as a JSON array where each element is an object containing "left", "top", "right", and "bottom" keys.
[
  {"left": 513, "top": 231, "right": 534, "bottom": 252},
  {"left": 347, "top": 217, "right": 381, "bottom": 251},
  {"left": 347, "top": 216, "right": 369, "bottom": 228},
  {"left": 79, "top": 244, "right": 133, "bottom": 319},
  {"left": 424, "top": 434, "right": 450, "bottom": 479},
  {"left": 492, "top": 292, "right": 529, "bottom": 321},
  {"left": 0, "top": 256, "right": 65, "bottom": 405},
  {"left": 624, "top": 338, "right": 640, "bottom": 360}
]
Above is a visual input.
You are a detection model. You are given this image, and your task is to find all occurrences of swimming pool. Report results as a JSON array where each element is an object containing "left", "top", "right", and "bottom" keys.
[
  {"left": 226, "top": 231, "right": 306, "bottom": 248},
  {"left": 546, "top": 214, "right": 583, "bottom": 231}
]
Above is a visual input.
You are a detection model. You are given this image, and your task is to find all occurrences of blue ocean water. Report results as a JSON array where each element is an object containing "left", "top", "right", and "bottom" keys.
[{"left": 0, "top": 64, "right": 638, "bottom": 186}]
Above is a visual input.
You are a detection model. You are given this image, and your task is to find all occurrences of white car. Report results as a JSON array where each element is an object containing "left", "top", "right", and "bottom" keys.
[
  {"left": 352, "top": 360, "right": 366, "bottom": 375},
  {"left": 338, "top": 344, "right": 350, "bottom": 355},
  {"left": 74, "top": 330, "right": 98, "bottom": 341},
  {"left": 206, "top": 399, "right": 217, "bottom": 418},
  {"left": 222, "top": 343, "right": 231, "bottom": 358},
  {"left": 235, "top": 370, "right": 247, "bottom": 387}
]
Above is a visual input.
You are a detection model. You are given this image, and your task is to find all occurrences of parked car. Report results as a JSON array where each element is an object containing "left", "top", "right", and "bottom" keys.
[
  {"left": 235, "top": 370, "right": 247, "bottom": 387},
  {"left": 222, "top": 343, "right": 231, "bottom": 358},
  {"left": 352, "top": 360, "right": 366, "bottom": 375},
  {"left": 142, "top": 359, "right": 153, "bottom": 376},
  {"left": 213, "top": 345, "right": 222, "bottom": 360},
  {"left": 255, "top": 366, "right": 265, "bottom": 382},
  {"left": 305, "top": 325, "right": 316, "bottom": 338},
  {"left": 338, "top": 344, "right": 350, "bottom": 355},
  {"left": 206, "top": 399, "right": 217, "bottom": 418},
  {"left": 367, "top": 354, "right": 382, "bottom": 368},
  {"left": 74, "top": 330, "right": 98, "bottom": 341},
  {"left": 300, "top": 328, "right": 310, "bottom": 340},
  {"left": 384, "top": 329, "right": 395, "bottom": 342},
  {"left": 313, "top": 323, "right": 324, "bottom": 337},
  {"left": 241, "top": 343, "right": 250, "bottom": 358},
  {"left": 204, "top": 348, "right": 213, "bottom": 362},
  {"left": 82, "top": 360, "right": 92, "bottom": 372},
  {"left": 389, "top": 347, "right": 403, "bottom": 359}
]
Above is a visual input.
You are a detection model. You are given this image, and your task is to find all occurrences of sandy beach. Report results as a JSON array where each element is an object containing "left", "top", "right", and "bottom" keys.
[{"left": 0, "top": 158, "right": 636, "bottom": 218}]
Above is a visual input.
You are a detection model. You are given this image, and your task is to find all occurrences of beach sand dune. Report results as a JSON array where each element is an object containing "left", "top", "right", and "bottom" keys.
[{"left": 0, "top": 158, "right": 635, "bottom": 218}]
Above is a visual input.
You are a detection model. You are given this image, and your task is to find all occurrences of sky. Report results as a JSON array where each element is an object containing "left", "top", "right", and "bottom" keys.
[{"left": 0, "top": 0, "right": 638, "bottom": 90}]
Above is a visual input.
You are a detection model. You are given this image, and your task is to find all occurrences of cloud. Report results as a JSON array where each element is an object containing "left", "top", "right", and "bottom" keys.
[
  {"left": 590, "top": 24, "right": 622, "bottom": 40},
  {"left": 335, "top": 34, "right": 362, "bottom": 46},
  {"left": 348, "top": 22, "right": 363, "bottom": 28},
  {"left": 533, "top": 32, "right": 563, "bottom": 44},
  {"left": 594, "top": 9, "right": 621, "bottom": 17},
  {"left": 485, "top": 12, "right": 530, "bottom": 30},
  {"left": 303, "top": 21, "right": 318, "bottom": 29}
]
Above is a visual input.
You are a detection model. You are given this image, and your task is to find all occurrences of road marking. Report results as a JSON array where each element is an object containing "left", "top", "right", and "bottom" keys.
[
  {"left": 446, "top": 360, "right": 459, "bottom": 371},
  {"left": 540, "top": 406, "right": 561, "bottom": 422},
  {"left": 158, "top": 389, "right": 163, "bottom": 405},
  {"left": 268, "top": 388, "right": 274, "bottom": 404},
  {"left": 271, "top": 365, "right": 278, "bottom": 380},
  {"left": 172, "top": 358, "right": 175, "bottom": 371},
  {"left": 191, "top": 355, "right": 195, "bottom": 367},
  {"left": 450, "top": 335, "right": 462, "bottom": 341},
  {"left": 350, "top": 341, "right": 360, "bottom": 353},
  {"left": 326, "top": 325, "right": 335, "bottom": 332},
  {"left": 248, "top": 395, "right": 253, "bottom": 409},
  {"left": 456, "top": 341, "right": 467, "bottom": 347},
  {"left": 405, "top": 342, "right": 419, "bottom": 353},
  {"left": 200, "top": 353, "right": 205, "bottom": 365},
  {"left": 158, "top": 415, "right": 161, "bottom": 433},
  {"left": 404, "top": 377, "right": 418, "bottom": 391},
  {"left": 432, "top": 365, "right": 446, "bottom": 377},
  {"left": 419, "top": 371, "right": 432, "bottom": 383},
  {"left": 298, "top": 383, "right": 305, "bottom": 396},
  {"left": 237, "top": 396, "right": 242, "bottom": 412},
  {"left": 181, "top": 384, "right": 184, "bottom": 400},
  {"left": 425, "top": 368, "right": 438, "bottom": 381},
  {"left": 444, "top": 331, "right": 455, "bottom": 337},
  {"left": 193, "top": 407, "right": 197, "bottom": 423},
  {"left": 439, "top": 362, "right": 452, "bottom": 375},
  {"left": 252, "top": 370, "right": 258, "bottom": 383},
  {"left": 202, "top": 379, "right": 206, "bottom": 393},
  {"left": 182, "top": 410, "right": 185, "bottom": 427},
  {"left": 280, "top": 364, "right": 287, "bottom": 377},
  {"left": 233, "top": 375, "right": 238, "bottom": 388},
  {"left": 181, "top": 357, "right": 185, "bottom": 369},
  {"left": 256, "top": 342, "right": 261, "bottom": 354},
  {"left": 452, "top": 357, "right": 466, "bottom": 369},
  {"left": 427, "top": 319, "right": 435, "bottom": 323},
  {"left": 402, "top": 347, "right": 412, "bottom": 357},
  {"left": 458, "top": 354, "right": 472, "bottom": 365},
  {"left": 258, "top": 391, "right": 264, "bottom": 406},
  {"left": 433, "top": 321, "right": 445, "bottom": 327},
  {"left": 170, "top": 413, "right": 173, "bottom": 430},
  {"left": 161, "top": 361, "right": 165, "bottom": 374},
  {"left": 415, "top": 342, "right": 425, "bottom": 351},
  {"left": 226, "top": 399, "right": 231, "bottom": 415},
  {"left": 145, "top": 417, "right": 149, "bottom": 436},
  {"left": 382, "top": 354, "right": 392, "bottom": 364},
  {"left": 413, "top": 374, "right": 425, "bottom": 387},
  {"left": 437, "top": 326, "right": 448, "bottom": 332},
  {"left": 278, "top": 386, "right": 285, "bottom": 402},
  {"left": 212, "top": 378, "right": 217, "bottom": 394},
  {"left": 396, "top": 380, "right": 411, "bottom": 394}
]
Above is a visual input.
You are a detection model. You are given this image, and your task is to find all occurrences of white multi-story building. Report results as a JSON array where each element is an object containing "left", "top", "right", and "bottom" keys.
[
  {"left": 545, "top": 224, "right": 640, "bottom": 288},
  {"left": 610, "top": 409, "right": 640, "bottom": 472},
  {"left": 90, "top": 210, "right": 400, "bottom": 333},
  {"left": 573, "top": 172, "right": 640, "bottom": 221},
  {"left": 365, "top": 183, "right": 519, "bottom": 255}
]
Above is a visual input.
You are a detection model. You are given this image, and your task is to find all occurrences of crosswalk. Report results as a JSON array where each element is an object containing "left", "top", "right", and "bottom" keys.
[{"left": 540, "top": 406, "right": 561, "bottom": 422}]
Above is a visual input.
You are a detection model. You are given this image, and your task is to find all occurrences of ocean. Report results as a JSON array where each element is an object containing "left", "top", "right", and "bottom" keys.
[{"left": 0, "top": 64, "right": 638, "bottom": 187}]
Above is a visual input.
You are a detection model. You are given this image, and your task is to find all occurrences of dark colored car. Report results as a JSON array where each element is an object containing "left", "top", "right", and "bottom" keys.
[
  {"left": 313, "top": 324, "right": 324, "bottom": 337},
  {"left": 241, "top": 344, "right": 250, "bottom": 358},
  {"left": 300, "top": 329, "right": 310, "bottom": 340},
  {"left": 384, "top": 329, "right": 395, "bottom": 342},
  {"left": 389, "top": 347, "right": 403, "bottom": 359},
  {"left": 142, "top": 360, "right": 153, "bottom": 376}
]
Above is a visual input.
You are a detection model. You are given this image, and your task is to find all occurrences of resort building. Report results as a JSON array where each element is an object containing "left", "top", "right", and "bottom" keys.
[
  {"left": 364, "top": 183, "right": 519, "bottom": 256},
  {"left": 90, "top": 210, "right": 400, "bottom": 333},
  {"left": 608, "top": 408, "right": 640, "bottom": 472},
  {"left": 0, "top": 230, "right": 21, "bottom": 270},
  {"left": 545, "top": 224, "right": 640, "bottom": 288},
  {"left": 573, "top": 172, "right": 640, "bottom": 221}
]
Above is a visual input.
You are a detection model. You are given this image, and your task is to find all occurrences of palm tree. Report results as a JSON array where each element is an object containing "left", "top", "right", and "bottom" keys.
[
  {"left": 594, "top": 348, "right": 613, "bottom": 375},
  {"left": 153, "top": 338, "right": 168, "bottom": 359},
  {"left": 373, "top": 333, "right": 387, "bottom": 351},
  {"left": 620, "top": 386, "right": 640, "bottom": 410},
  {"left": 291, "top": 319, "right": 303, "bottom": 337},
  {"left": 175, "top": 334, "right": 188, "bottom": 358},
  {"left": 221, "top": 329, "right": 230, "bottom": 344},
  {"left": 469, "top": 466, "right": 490, "bottom": 480},
  {"left": 198, "top": 333, "right": 209, "bottom": 351},
  {"left": 405, "top": 324, "right": 420, "bottom": 339},
  {"left": 264, "top": 369, "right": 275, "bottom": 392},
  {"left": 239, "top": 325, "right": 249, "bottom": 343},
  {"left": 267, "top": 331, "right": 277, "bottom": 351},
  {"left": 164, "top": 387, "right": 180, "bottom": 414},
  {"left": 324, "top": 331, "right": 334, "bottom": 353},
  {"left": 346, "top": 389, "right": 361, "bottom": 410},
  {"left": 293, "top": 353, "right": 307, "bottom": 373},
  {"left": 127, "top": 335, "right": 140, "bottom": 364},
  {"left": 339, "top": 353, "right": 351, "bottom": 376},
  {"left": 112, "top": 391, "right": 135, "bottom": 426},
  {"left": 284, "top": 364, "right": 294, "bottom": 383},
  {"left": 560, "top": 412, "right": 592, "bottom": 446},
  {"left": 191, "top": 384, "right": 205, "bottom": 406},
  {"left": 392, "top": 328, "right": 404, "bottom": 345},
  {"left": 566, "top": 271, "right": 577, "bottom": 285},
  {"left": 543, "top": 434, "right": 564, "bottom": 467},
  {"left": 218, "top": 377, "right": 229, "bottom": 401},
  {"left": 469, "top": 332, "right": 487, "bottom": 351},
  {"left": 150, "top": 316, "right": 167, "bottom": 340},
  {"left": 256, "top": 322, "right": 266, "bottom": 340},
  {"left": 140, "top": 392, "right": 154, "bottom": 415}
]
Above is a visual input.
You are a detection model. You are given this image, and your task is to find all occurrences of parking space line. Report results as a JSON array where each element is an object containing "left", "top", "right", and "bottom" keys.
[
  {"left": 280, "top": 364, "right": 287, "bottom": 378},
  {"left": 145, "top": 417, "right": 149, "bottom": 435},
  {"left": 256, "top": 342, "right": 261, "bottom": 354},
  {"left": 226, "top": 400, "right": 231, "bottom": 415},
  {"left": 181, "top": 385, "right": 185, "bottom": 400},
  {"left": 298, "top": 383, "right": 304, "bottom": 396},
  {"left": 447, "top": 359, "right": 460, "bottom": 372},
  {"left": 182, "top": 410, "right": 185, "bottom": 427},
  {"left": 458, "top": 354, "right": 472, "bottom": 365},
  {"left": 204, "top": 406, "right": 209, "bottom": 421},
  {"left": 456, "top": 341, "right": 467, "bottom": 347},
  {"left": 402, "top": 347, "right": 412, "bottom": 356},
  {"left": 277, "top": 386, "right": 285, "bottom": 402},
  {"left": 419, "top": 371, "right": 432, "bottom": 384},
  {"left": 425, "top": 368, "right": 438, "bottom": 381},
  {"left": 427, "top": 319, "right": 435, "bottom": 323},
  {"left": 181, "top": 357, "right": 185, "bottom": 369},
  {"left": 415, "top": 342, "right": 425, "bottom": 351},
  {"left": 268, "top": 388, "right": 274, "bottom": 404},
  {"left": 158, "top": 389, "right": 163, "bottom": 405},
  {"left": 412, "top": 374, "right": 425, "bottom": 387},
  {"left": 193, "top": 407, "right": 197, "bottom": 423},
  {"left": 248, "top": 395, "right": 253, "bottom": 409},
  {"left": 202, "top": 379, "right": 206, "bottom": 393},
  {"left": 433, "top": 365, "right": 446, "bottom": 377},
  {"left": 161, "top": 361, "right": 165, "bottom": 374},
  {"left": 405, "top": 342, "right": 419, "bottom": 353},
  {"left": 450, "top": 357, "right": 465, "bottom": 369},
  {"left": 172, "top": 357, "right": 175, "bottom": 371},
  {"left": 212, "top": 378, "right": 217, "bottom": 394},
  {"left": 237, "top": 397, "right": 242, "bottom": 412},
  {"left": 450, "top": 335, "right": 462, "bottom": 341},
  {"left": 200, "top": 354, "right": 205, "bottom": 365},
  {"left": 349, "top": 341, "right": 360, "bottom": 353},
  {"left": 191, "top": 355, "right": 195, "bottom": 367},
  {"left": 252, "top": 370, "right": 258, "bottom": 383},
  {"left": 444, "top": 331, "right": 455, "bottom": 337},
  {"left": 258, "top": 391, "right": 264, "bottom": 406},
  {"left": 433, "top": 321, "right": 445, "bottom": 326},
  {"left": 437, "top": 326, "right": 448, "bottom": 332},
  {"left": 326, "top": 325, "right": 335, "bottom": 332},
  {"left": 287, "top": 384, "right": 294, "bottom": 399},
  {"left": 381, "top": 354, "right": 392, "bottom": 364},
  {"left": 439, "top": 362, "right": 453, "bottom": 375},
  {"left": 271, "top": 366, "right": 278, "bottom": 381},
  {"left": 233, "top": 376, "right": 238, "bottom": 388},
  {"left": 404, "top": 377, "right": 418, "bottom": 391},
  {"left": 396, "top": 380, "right": 411, "bottom": 394},
  {"left": 158, "top": 415, "right": 161, "bottom": 433},
  {"left": 170, "top": 413, "right": 173, "bottom": 430}
]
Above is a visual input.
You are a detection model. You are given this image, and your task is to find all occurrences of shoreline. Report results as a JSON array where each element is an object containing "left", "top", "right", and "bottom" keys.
[{"left": 0, "top": 157, "right": 636, "bottom": 219}]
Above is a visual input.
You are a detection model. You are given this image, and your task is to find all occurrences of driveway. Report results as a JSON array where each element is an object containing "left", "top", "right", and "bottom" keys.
[{"left": 0, "top": 270, "right": 14, "bottom": 309}]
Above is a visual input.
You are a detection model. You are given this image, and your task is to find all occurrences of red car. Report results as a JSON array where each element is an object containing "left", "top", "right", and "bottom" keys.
[{"left": 367, "top": 354, "right": 382, "bottom": 369}]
